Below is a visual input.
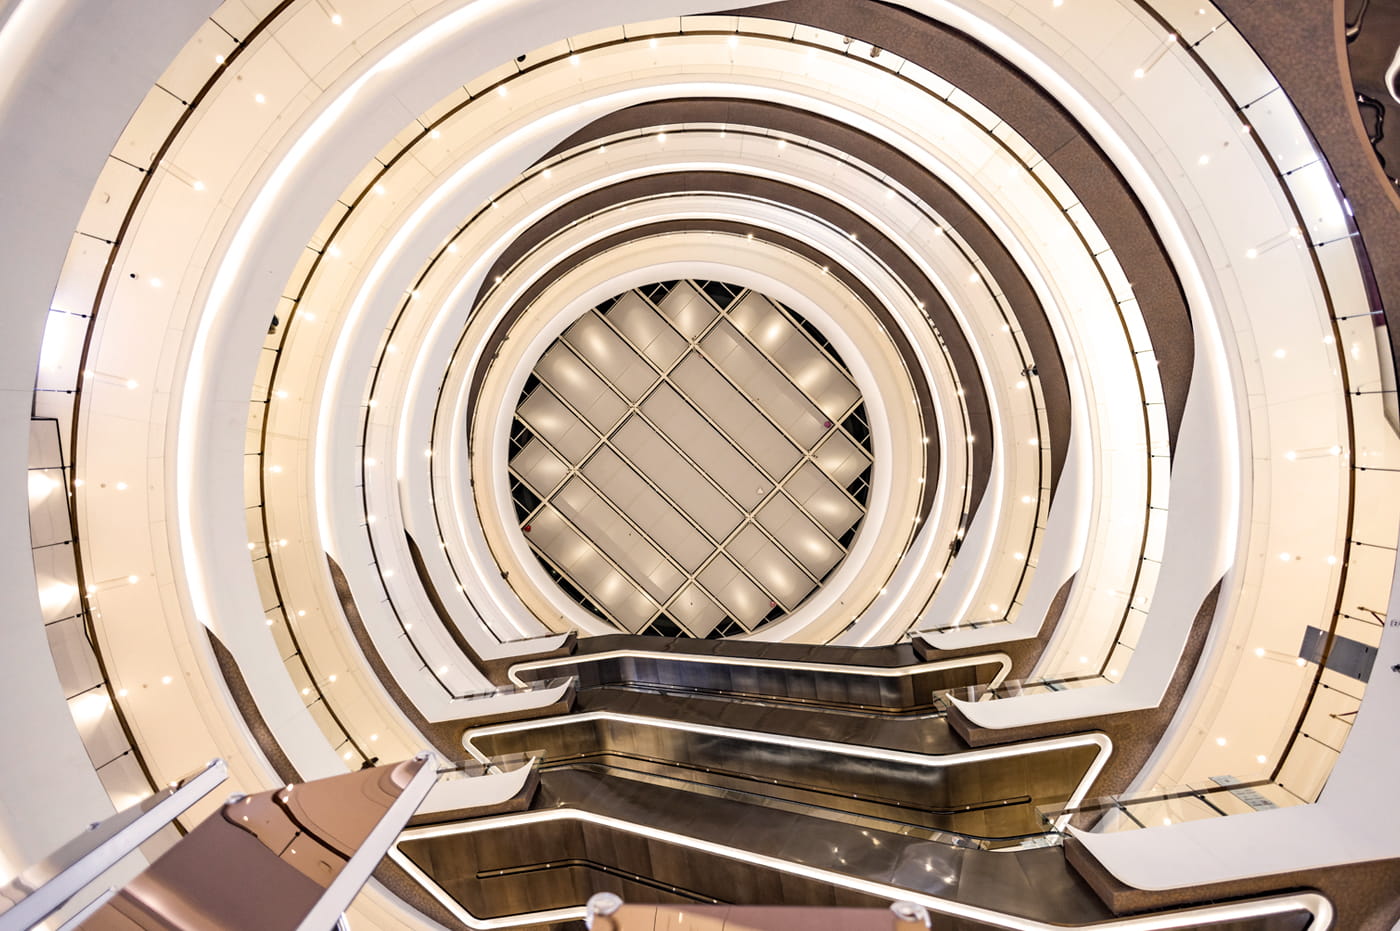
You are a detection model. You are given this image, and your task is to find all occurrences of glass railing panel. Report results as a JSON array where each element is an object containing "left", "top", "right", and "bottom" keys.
[
  {"left": 283, "top": 655, "right": 317, "bottom": 704},
  {"left": 252, "top": 557, "right": 280, "bottom": 613},
  {"left": 95, "top": 754, "right": 157, "bottom": 812},
  {"left": 1115, "top": 605, "right": 1147, "bottom": 651},
  {"left": 1275, "top": 736, "right": 1337, "bottom": 803},
  {"left": 46, "top": 616, "right": 101, "bottom": 696},
  {"left": 1039, "top": 777, "right": 1307, "bottom": 836},
  {"left": 267, "top": 609, "right": 297, "bottom": 660},
  {"left": 1351, "top": 468, "right": 1400, "bottom": 552},
  {"left": 308, "top": 698, "right": 352, "bottom": 753}
]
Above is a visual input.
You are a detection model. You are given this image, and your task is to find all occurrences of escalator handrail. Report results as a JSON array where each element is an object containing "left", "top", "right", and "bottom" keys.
[
  {"left": 506, "top": 649, "right": 1012, "bottom": 690},
  {"left": 391, "top": 807, "right": 1332, "bottom": 930}
]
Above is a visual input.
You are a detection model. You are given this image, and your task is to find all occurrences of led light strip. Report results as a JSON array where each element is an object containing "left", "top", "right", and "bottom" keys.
[
  {"left": 308, "top": 34, "right": 1136, "bottom": 648},
  {"left": 462, "top": 711, "right": 1110, "bottom": 811},
  {"left": 505, "top": 649, "right": 1012, "bottom": 690},
  {"left": 451, "top": 217, "right": 956, "bottom": 643},
  {"left": 389, "top": 806, "right": 1332, "bottom": 930}
]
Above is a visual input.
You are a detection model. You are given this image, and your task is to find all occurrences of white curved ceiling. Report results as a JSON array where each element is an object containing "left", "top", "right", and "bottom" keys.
[{"left": 3, "top": 0, "right": 1399, "bottom": 924}]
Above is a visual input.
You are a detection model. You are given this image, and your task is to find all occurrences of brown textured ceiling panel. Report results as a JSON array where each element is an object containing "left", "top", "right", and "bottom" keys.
[
  {"left": 539, "top": 98, "right": 1072, "bottom": 493},
  {"left": 462, "top": 175, "right": 976, "bottom": 523},
  {"left": 729, "top": 0, "right": 1194, "bottom": 443}
]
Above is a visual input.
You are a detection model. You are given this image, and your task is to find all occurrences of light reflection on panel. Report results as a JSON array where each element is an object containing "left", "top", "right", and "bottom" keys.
[
  {"left": 509, "top": 282, "right": 872, "bottom": 636},
  {"left": 606, "top": 291, "right": 688, "bottom": 369},
  {"left": 612, "top": 415, "right": 744, "bottom": 541},
  {"left": 671, "top": 352, "right": 802, "bottom": 478}
]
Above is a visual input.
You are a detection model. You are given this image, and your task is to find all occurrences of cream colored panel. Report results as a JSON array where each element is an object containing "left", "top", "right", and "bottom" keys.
[
  {"left": 698, "top": 556, "right": 769, "bottom": 626},
  {"left": 605, "top": 292, "right": 686, "bottom": 369},
  {"left": 671, "top": 353, "right": 800, "bottom": 478},
  {"left": 563, "top": 311, "right": 656, "bottom": 400},
  {"left": 702, "top": 319, "right": 827, "bottom": 447},
  {"left": 517, "top": 387, "right": 597, "bottom": 461},
  {"left": 612, "top": 416, "right": 743, "bottom": 541},
  {"left": 641, "top": 384, "right": 771, "bottom": 508}
]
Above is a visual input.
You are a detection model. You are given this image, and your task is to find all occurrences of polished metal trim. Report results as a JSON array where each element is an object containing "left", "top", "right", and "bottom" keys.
[
  {"left": 507, "top": 650, "right": 1012, "bottom": 690},
  {"left": 0, "top": 759, "right": 227, "bottom": 931},
  {"left": 390, "top": 806, "right": 1331, "bottom": 930},
  {"left": 294, "top": 752, "right": 439, "bottom": 931}
]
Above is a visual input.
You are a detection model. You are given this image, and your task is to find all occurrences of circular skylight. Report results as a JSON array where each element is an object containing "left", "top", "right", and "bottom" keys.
[{"left": 507, "top": 280, "right": 873, "bottom": 637}]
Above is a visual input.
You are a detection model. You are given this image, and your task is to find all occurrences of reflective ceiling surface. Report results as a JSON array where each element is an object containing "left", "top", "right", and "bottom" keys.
[{"left": 509, "top": 281, "right": 873, "bottom": 637}]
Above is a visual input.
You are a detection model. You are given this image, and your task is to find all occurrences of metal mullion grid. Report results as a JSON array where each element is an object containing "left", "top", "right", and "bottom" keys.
[
  {"left": 704, "top": 288, "right": 873, "bottom": 535},
  {"left": 686, "top": 312, "right": 824, "bottom": 466},
  {"left": 513, "top": 423, "right": 748, "bottom": 636},
  {"left": 594, "top": 426, "right": 790, "bottom": 628},
  {"left": 729, "top": 290, "right": 863, "bottom": 437},
  {"left": 526, "top": 330, "right": 791, "bottom": 627},
  {"left": 577, "top": 305, "right": 803, "bottom": 626},
  {"left": 771, "top": 299, "right": 857, "bottom": 379},
  {"left": 557, "top": 311, "right": 669, "bottom": 403},
  {"left": 818, "top": 396, "right": 876, "bottom": 515},
  {"left": 518, "top": 375, "right": 722, "bottom": 628},
  {"left": 646, "top": 368, "right": 827, "bottom": 587},
  {"left": 613, "top": 287, "right": 809, "bottom": 605},
  {"left": 513, "top": 438, "right": 778, "bottom": 633},
  {"left": 666, "top": 296, "right": 853, "bottom": 567},
  {"left": 507, "top": 465, "right": 556, "bottom": 525},
  {"left": 522, "top": 527, "right": 649, "bottom": 631},
  {"left": 615, "top": 401, "right": 803, "bottom": 618},
  {"left": 510, "top": 398, "right": 677, "bottom": 634},
  {"left": 650, "top": 378, "right": 823, "bottom": 591}
]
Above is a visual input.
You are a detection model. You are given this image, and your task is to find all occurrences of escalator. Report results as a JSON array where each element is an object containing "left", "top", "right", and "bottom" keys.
[
  {"left": 507, "top": 633, "right": 1010, "bottom": 717},
  {"left": 395, "top": 642, "right": 1328, "bottom": 929},
  {"left": 391, "top": 767, "right": 1321, "bottom": 931},
  {"left": 462, "top": 710, "right": 1108, "bottom": 843}
]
